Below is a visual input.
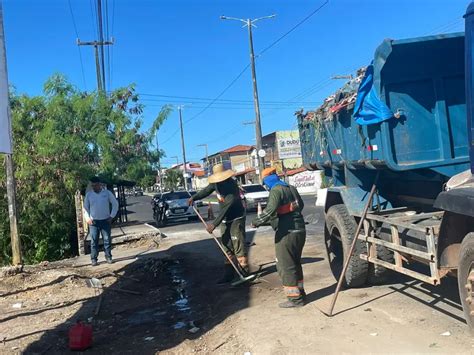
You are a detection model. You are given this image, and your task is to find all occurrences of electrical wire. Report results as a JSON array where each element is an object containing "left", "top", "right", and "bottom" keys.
[
  {"left": 185, "top": 64, "right": 251, "bottom": 124},
  {"left": 139, "top": 93, "right": 320, "bottom": 105},
  {"left": 256, "top": 0, "right": 329, "bottom": 58},
  {"left": 90, "top": 0, "right": 100, "bottom": 41},
  {"left": 105, "top": 0, "right": 111, "bottom": 91},
  {"left": 68, "top": 0, "right": 88, "bottom": 91},
  {"left": 160, "top": 1, "right": 330, "bottom": 147}
]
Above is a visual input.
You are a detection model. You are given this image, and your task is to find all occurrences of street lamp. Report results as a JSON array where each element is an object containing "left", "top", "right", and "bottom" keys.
[{"left": 221, "top": 14, "right": 276, "bottom": 182}]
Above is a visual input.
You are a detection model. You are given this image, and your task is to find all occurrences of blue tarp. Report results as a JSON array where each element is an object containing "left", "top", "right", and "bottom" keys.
[{"left": 353, "top": 64, "right": 393, "bottom": 125}]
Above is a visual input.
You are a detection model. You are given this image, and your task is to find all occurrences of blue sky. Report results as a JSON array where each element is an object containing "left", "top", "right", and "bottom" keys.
[{"left": 3, "top": 0, "right": 467, "bottom": 166}]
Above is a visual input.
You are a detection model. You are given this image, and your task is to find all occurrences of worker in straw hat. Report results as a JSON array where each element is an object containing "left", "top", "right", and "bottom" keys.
[
  {"left": 251, "top": 167, "right": 306, "bottom": 308},
  {"left": 188, "top": 163, "right": 248, "bottom": 284}
]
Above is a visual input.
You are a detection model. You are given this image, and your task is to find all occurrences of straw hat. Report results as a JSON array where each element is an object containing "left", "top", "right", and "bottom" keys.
[
  {"left": 262, "top": 167, "right": 277, "bottom": 179},
  {"left": 208, "top": 163, "right": 235, "bottom": 183}
]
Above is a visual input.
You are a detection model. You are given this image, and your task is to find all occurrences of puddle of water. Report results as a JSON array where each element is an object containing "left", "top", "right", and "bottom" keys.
[
  {"left": 126, "top": 308, "right": 167, "bottom": 326},
  {"left": 173, "top": 321, "right": 187, "bottom": 329}
]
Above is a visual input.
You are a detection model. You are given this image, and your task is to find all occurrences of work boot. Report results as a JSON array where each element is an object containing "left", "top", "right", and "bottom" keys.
[
  {"left": 91, "top": 260, "right": 98, "bottom": 267},
  {"left": 278, "top": 298, "right": 305, "bottom": 308},
  {"left": 106, "top": 258, "right": 114, "bottom": 264},
  {"left": 217, "top": 264, "right": 235, "bottom": 285}
]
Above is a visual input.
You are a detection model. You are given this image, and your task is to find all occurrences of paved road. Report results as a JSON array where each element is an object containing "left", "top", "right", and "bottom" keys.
[{"left": 125, "top": 194, "right": 322, "bottom": 234}]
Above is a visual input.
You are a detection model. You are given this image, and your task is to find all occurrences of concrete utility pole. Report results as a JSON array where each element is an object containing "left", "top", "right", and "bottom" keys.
[
  {"left": 155, "top": 133, "right": 163, "bottom": 193},
  {"left": 197, "top": 143, "right": 208, "bottom": 169},
  {"left": 178, "top": 106, "right": 189, "bottom": 190},
  {"left": 77, "top": 0, "right": 113, "bottom": 93},
  {"left": 0, "top": 3, "right": 21, "bottom": 265},
  {"left": 77, "top": 39, "right": 113, "bottom": 93},
  {"left": 221, "top": 14, "right": 275, "bottom": 181}
]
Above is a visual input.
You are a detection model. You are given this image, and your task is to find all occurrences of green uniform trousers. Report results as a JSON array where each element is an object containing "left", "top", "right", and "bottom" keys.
[
  {"left": 275, "top": 230, "right": 306, "bottom": 299},
  {"left": 221, "top": 217, "right": 247, "bottom": 258}
]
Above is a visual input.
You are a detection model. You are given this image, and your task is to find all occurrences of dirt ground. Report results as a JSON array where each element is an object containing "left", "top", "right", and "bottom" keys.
[{"left": 1, "top": 221, "right": 474, "bottom": 354}]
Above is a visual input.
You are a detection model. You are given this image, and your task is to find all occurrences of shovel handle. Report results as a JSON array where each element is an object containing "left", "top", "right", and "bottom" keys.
[{"left": 192, "top": 206, "right": 245, "bottom": 278}]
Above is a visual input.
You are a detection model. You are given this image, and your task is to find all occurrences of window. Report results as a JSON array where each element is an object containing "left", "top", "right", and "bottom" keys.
[{"left": 242, "top": 185, "right": 266, "bottom": 193}]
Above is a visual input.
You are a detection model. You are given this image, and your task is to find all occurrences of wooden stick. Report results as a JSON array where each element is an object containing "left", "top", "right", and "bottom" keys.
[
  {"left": 94, "top": 294, "right": 103, "bottom": 316},
  {"left": 326, "top": 174, "right": 379, "bottom": 316}
]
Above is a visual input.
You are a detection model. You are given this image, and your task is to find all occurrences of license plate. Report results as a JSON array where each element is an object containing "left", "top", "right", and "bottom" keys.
[{"left": 174, "top": 208, "right": 185, "bottom": 214}]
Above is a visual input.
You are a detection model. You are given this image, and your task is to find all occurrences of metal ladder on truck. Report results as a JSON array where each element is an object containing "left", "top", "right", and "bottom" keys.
[{"left": 357, "top": 207, "right": 444, "bottom": 285}]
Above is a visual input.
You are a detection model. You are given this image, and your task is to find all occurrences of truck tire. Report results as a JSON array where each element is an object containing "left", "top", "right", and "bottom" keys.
[
  {"left": 458, "top": 232, "right": 474, "bottom": 331},
  {"left": 368, "top": 244, "right": 394, "bottom": 284},
  {"left": 325, "top": 204, "right": 368, "bottom": 287}
]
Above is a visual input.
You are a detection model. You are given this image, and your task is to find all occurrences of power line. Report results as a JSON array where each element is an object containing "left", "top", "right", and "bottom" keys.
[
  {"left": 256, "top": 0, "right": 329, "bottom": 58},
  {"left": 159, "top": 64, "right": 250, "bottom": 146},
  {"left": 160, "top": 1, "right": 330, "bottom": 147},
  {"left": 139, "top": 93, "right": 320, "bottom": 105},
  {"left": 68, "top": 0, "right": 87, "bottom": 91},
  {"left": 110, "top": 0, "right": 115, "bottom": 88},
  {"left": 105, "top": 0, "right": 111, "bottom": 91},
  {"left": 185, "top": 63, "right": 251, "bottom": 124},
  {"left": 90, "top": 0, "right": 99, "bottom": 39}
]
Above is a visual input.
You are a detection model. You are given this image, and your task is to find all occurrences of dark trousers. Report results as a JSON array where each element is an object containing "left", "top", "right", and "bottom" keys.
[
  {"left": 220, "top": 217, "right": 247, "bottom": 258},
  {"left": 275, "top": 230, "right": 306, "bottom": 299},
  {"left": 90, "top": 219, "right": 112, "bottom": 261}
]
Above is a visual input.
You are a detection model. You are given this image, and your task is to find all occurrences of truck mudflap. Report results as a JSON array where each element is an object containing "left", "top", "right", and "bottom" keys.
[{"left": 434, "top": 187, "right": 474, "bottom": 218}]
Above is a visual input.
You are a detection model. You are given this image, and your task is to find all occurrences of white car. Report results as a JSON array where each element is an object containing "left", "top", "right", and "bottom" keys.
[{"left": 242, "top": 184, "right": 269, "bottom": 210}]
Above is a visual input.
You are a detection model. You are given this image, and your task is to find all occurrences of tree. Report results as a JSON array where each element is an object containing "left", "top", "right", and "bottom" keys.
[
  {"left": 163, "top": 169, "right": 184, "bottom": 191},
  {"left": 0, "top": 74, "right": 171, "bottom": 265}
]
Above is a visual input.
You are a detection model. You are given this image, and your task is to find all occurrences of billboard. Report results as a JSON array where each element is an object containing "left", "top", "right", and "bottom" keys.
[
  {"left": 276, "top": 130, "right": 301, "bottom": 159},
  {"left": 0, "top": 5, "right": 11, "bottom": 154}
]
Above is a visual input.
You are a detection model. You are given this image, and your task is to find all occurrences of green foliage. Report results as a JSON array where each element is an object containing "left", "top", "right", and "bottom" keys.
[
  {"left": 163, "top": 169, "right": 184, "bottom": 191},
  {"left": 0, "top": 74, "right": 171, "bottom": 265},
  {"left": 320, "top": 171, "right": 332, "bottom": 189}
]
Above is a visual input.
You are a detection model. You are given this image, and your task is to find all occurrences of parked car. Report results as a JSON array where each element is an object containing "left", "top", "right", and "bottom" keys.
[
  {"left": 241, "top": 184, "right": 269, "bottom": 210},
  {"left": 152, "top": 190, "right": 198, "bottom": 226},
  {"left": 133, "top": 187, "right": 143, "bottom": 196}
]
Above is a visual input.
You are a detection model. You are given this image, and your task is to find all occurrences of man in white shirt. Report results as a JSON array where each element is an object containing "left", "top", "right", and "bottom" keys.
[{"left": 83, "top": 176, "right": 119, "bottom": 266}]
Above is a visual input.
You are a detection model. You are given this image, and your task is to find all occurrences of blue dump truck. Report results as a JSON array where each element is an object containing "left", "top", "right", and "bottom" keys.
[{"left": 298, "top": 5, "right": 474, "bottom": 328}]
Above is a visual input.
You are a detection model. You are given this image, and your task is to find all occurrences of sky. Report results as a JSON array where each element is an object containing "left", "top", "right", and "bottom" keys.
[{"left": 2, "top": 0, "right": 467, "bottom": 167}]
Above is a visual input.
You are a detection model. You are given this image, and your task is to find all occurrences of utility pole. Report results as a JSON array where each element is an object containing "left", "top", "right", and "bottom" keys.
[
  {"left": 0, "top": 3, "right": 21, "bottom": 265},
  {"left": 77, "top": 0, "right": 113, "bottom": 93},
  {"left": 197, "top": 144, "right": 208, "bottom": 169},
  {"left": 97, "top": 0, "right": 106, "bottom": 92},
  {"left": 178, "top": 106, "right": 189, "bottom": 190},
  {"left": 77, "top": 39, "right": 113, "bottom": 93},
  {"left": 221, "top": 14, "right": 275, "bottom": 182},
  {"left": 155, "top": 133, "right": 163, "bottom": 193}
]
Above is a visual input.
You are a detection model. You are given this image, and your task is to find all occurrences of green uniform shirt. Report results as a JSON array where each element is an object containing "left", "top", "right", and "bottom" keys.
[
  {"left": 191, "top": 180, "right": 245, "bottom": 227},
  {"left": 252, "top": 184, "right": 305, "bottom": 234}
]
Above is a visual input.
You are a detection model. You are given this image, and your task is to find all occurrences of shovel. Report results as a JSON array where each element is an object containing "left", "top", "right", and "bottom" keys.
[{"left": 192, "top": 205, "right": 256, "bottom": 286}]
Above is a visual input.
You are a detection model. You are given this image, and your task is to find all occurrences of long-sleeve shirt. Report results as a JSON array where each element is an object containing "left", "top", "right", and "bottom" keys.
[
  {"left": 83, "top": 189, "right": 119, "bottom": 221},
  {"left": 252, "top": 184, "right": 305, "bottom": 235},
  {"left": 191, "top": 182, "right": 245, "bottom": 226}
]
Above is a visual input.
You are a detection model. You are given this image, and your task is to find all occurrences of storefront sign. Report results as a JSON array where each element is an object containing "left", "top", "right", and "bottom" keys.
[{"left": 276, "top": 130, "right": 301, "bottom": 159}]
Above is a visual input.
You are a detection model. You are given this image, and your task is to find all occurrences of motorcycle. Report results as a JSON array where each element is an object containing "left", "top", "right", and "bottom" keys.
[{"left": 152, "top": 196, "right": 168, "bottom": 227}]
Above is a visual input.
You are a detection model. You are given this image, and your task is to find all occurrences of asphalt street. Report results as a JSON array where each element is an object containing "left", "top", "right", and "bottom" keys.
[{"left": 125, "top": 194, "right": 322, "bottom": 235}]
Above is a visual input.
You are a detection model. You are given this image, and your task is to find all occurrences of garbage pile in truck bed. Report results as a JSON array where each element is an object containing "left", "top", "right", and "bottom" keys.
[{"left": 296, "top": 67, "right": 366, "bottom": 123}]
